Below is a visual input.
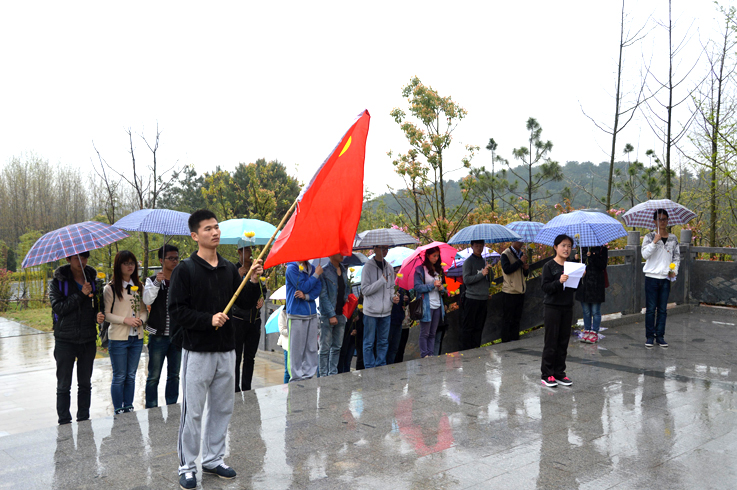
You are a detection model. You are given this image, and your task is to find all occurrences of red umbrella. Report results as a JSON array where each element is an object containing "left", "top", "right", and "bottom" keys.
[{"left": 395, "top": 241, "right": 457, "bottom": 290}]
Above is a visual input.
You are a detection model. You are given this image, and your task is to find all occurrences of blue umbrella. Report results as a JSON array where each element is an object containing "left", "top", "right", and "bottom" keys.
[
  {"left": 505, "top": 221, "right": 544, "bottom": 243},
  {"left": 448, "top": 224, "right": 522, "bottom": 245},
  {"left": 264, "top": 305, "right": 284, "bottom": 334},
  {"left": 219, "top": 218, "right": 279, "bottom": 246},
  {"left": 368, "top": 246, "right": 415, "bottom": 268},
  {"left": 114, "top": 209, "right": 191, "bottom": 236},
  {"left": 535, "top": 210, "right": 627, "bottom": 247}
]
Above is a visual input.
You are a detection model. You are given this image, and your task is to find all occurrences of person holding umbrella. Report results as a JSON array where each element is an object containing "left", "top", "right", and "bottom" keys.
[
  {"left": 500, "top": 240, "right": 529, "bottom": 343},
  {"left": 575, "top": 244, "right": 608, "bottom": 344},
  {"left": 414, "top": 246, "right": 447, "bottom": 358},
  {"left": 642, "top": 209, "right": 680, "bottom": 348},
  {"left": 49, "top": 251, "right": 106, "bottom": 424},
  {"left": 361, "top": 245, "right": 399, "bottom": 368},
  {"left": 461, "top": 240, "right": 493, "bottom": 350}
]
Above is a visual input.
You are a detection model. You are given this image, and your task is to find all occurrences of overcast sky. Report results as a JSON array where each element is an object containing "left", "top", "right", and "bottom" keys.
[{"left": 0, "top": 1, "right": 726, "bottom": 197}]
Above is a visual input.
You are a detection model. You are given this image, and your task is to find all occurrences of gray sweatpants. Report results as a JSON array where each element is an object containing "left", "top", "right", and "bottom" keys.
[
  {"left": 178, "top": 349, "right": 235, "bottom": 475},
  {"left": 287, "top": 314, "right": 318, "bottom": 382}
]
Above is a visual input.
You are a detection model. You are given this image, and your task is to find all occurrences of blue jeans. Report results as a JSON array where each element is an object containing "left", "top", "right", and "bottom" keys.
[
  {"left": 363, "top": 315, "right": 390, "bottom": 368},
  {"left": 645, "top": 277, "right": 670, "bottom": 341},
  {"left": 419, "top": 308, "right": 441, "bottom": 357},
  {"left": 109, "top": 336, "right": 143, "bottom": 411},
  {"left": 319, "top": 315, "right": 346, "bottom": 377},
  {"left": 581, "top": 302, "right": 602, "bottom": 332},
  {"left": 145, "top": 334, "right": 182, "bottom": 408},
  {"left": 283, "top": 350, "right": 290, "bottom": 384}
]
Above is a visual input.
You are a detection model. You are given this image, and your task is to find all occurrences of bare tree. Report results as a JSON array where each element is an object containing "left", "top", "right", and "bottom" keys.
[{"left": 581, "top": 0, "right": 651, "bottom": 209}]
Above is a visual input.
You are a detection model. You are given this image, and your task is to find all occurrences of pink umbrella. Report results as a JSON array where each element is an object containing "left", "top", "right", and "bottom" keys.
[{"left": 396, "top": 241, "right": 458, "bottom": 290}]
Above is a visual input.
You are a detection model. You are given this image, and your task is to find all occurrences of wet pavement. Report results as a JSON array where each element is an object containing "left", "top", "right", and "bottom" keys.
[
  {"left": 1, "top": 306, "right": 737, "bottom": 489},
  {"left": 0, "top": 317, "right": 285, "bottom": 437}
]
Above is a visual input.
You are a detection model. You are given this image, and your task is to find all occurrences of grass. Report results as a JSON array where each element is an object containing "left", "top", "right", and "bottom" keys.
[{"left": 0, "top": 304, "right": 53, "bottom": 331}]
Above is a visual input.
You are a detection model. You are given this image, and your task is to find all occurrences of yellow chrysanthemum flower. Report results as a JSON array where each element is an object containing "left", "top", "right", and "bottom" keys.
[
  {"left": 669, "top": 263, "right": 676, "bottom": 270},
  {"left": 97, "top": 272, "right": 106, "bottom": 279},
  {"left": 243, "top": 231, "right": 256, "bottom": 238},
  {"left": 299, "top": 265, "right": 305, "bottom": 271},
  {"left": 357, "top": 304, "right": 363, "bottom": 310},
  {"left": 130, "top": 285, "right": 139, "bottom": 292},
  {"left": 259, "top": 276, "right": 267, "bottom": 282},
  {"left": 396, "top": 273, "right": 403, "bottom": 278},
  {"left": 349, "top": 267, "right": 356, "bottom": 273}
]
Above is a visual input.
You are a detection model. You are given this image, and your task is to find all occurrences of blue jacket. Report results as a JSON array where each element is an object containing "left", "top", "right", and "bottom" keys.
[
  {"left": 285, "top": 262, "right": 322, "bottom": 316},
  {"left": 413, "top": 265, "right": 446, "bottom": 323},
  {"left": 318, "top": 261, "right": 350, "bottom": 319}
]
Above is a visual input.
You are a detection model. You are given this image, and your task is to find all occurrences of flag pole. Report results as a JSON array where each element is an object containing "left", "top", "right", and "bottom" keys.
[{"left": 221, "top": 198, "right": 298, "bottom": 318}]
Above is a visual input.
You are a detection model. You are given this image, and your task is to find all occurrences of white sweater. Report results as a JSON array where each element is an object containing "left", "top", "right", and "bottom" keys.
[{"left": 642, "top": 232, "right": 680, "bottom": 279}]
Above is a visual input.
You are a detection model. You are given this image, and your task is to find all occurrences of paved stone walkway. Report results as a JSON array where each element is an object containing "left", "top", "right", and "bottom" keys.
[{"left": 1, "top": 307, "right": 736, "bottom": 489}]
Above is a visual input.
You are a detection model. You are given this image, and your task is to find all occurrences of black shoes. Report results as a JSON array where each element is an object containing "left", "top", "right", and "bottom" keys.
[{"left": 203, "top": 463, "right": 236, "bottom": 479}]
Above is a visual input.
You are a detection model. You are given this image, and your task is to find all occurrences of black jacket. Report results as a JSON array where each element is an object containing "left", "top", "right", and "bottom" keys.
[
  {"left": 49, "top": 264, "right": 99, "bottom": 344},
  {"left": 231, "top": 262, "right": 267, "bottom": 325},
  {"left": 168, "top": 252, "right": 260, "bottom": 352},
  {"left": 575, "top": 246, "right": 608, "bottom": 304},
  {"left": 146, "top": 274, "right": 170, "bottom": 336},
  {"left": 541, "top": 259, "right": 576, "bottom": 309}
]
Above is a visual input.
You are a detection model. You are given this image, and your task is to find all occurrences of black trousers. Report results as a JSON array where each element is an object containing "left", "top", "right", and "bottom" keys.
[
  {"left": 54, "top": 339, "right": 96, "bottom": 424},
  {"left": 461, "top": 298, "right": 487, "bottom": 350},
  {"left": 234, "top": 318, "right": 261, "bottom": 392},
  {"left": 541, "top": 306, "right": 573, "bottom": 380},
  {"left": 394, "top": 328, "right": 410, "bottom": 364},
  {"left": 501, "top": 292, "right": 525, "bottom": 342}
]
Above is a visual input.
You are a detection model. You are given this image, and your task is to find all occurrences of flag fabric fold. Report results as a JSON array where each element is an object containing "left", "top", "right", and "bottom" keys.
[{"left": 264, "top": 110, "right": 370, "bottom": 269}]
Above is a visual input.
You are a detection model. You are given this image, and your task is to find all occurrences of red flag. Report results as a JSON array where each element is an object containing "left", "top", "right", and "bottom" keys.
[{"left": 264, "top": 110, "right": 370, "bottom": 268}]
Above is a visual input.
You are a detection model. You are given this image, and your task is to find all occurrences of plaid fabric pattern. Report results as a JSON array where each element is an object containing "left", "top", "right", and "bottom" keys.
[
  {"left": 21, "top": 221, "right": 129, "bottom": 268},
  {"left": 535, "top": 211, "right": 627, "bottom": 247},
  {"left": 622, "top": 199, "right": 696, "bottom": 228},
  {"left": 448, "top": 224, "right": 522, "bottom": 245},
  {"left": 353, "top": 228, "right": 418, "bottom": 248},
  {"left": 114, "top": 208, "right": 191, "bottom": 236},
  {"left": 505, "top": 221, "right": 544, "bottom": 243}
]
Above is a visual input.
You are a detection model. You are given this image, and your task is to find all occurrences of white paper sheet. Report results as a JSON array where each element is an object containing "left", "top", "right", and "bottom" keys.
[{"left": 563, "top": 262, "right": 587, "bottom": 289}]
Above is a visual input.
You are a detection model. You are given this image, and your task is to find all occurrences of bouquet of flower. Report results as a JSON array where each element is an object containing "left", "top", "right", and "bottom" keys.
[{"left": 129, "top": 285, "right": 143, "bottom": 323}]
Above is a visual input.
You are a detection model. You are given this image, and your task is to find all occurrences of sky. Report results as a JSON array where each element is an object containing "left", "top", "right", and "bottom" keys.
[{"left": 0, "top": 1, "right": 728, "bottom": 197}]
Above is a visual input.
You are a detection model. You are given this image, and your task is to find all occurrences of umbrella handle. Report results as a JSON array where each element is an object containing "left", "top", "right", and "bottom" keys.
[{"left": 78, "top": 254, "right": 93, "bottom": 298}]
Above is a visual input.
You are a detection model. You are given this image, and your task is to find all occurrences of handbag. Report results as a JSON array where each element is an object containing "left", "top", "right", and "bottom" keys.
[
  {"left": 408, "top": 295, "right": 424, "bottom": 321},
  {"left": 342, "top": 293, "right": 359, "bottom": 318}
]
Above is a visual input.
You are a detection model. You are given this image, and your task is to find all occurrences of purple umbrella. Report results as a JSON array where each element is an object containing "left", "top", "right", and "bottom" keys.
[{"left": 21, "top": 221, "right": 129, "bottom": 268}]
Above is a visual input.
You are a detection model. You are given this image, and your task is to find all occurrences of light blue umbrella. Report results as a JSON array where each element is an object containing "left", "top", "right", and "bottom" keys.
[
  {"left": 535, "top": 210, "right": 627, "bottom": 247},
  {"left": 448, "top": 224, "right": 522, "bottom": 245},
  {"left": 114, "top": 209, "right": 191, "bottom": 236},
  {"left": 505, "top": 221, "right": 544, "bottom": 243},
  {"left": 264, "top": 305, "right": 284, "bottom": 334},
  {"left": 367, "top": 246, "right": 415, "bottom": 268},
  {"left": 446, "top": 247, "right": 500, "bottom": 278},
  {"left": 219, "top": 218, "right": 279, "bottom": 246}
]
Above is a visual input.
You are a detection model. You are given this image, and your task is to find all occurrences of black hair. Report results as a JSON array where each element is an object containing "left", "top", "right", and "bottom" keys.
[
  {"left": 653, "top": 209, "right": 669, "bottom": 220},
  {"left": 422, "top": 246, "right": 444, "bottom": 278},
  {"left": 158, "top": 244, "right": 179, "bottom": 260},
  {"left": 67, "top": 250, "right": 90, "bottom": 259},
  {"left": 111, "top": 250, "right": 142, "bottom": 300},
  {"left": 553, "top": 234, "right": 574, "bottom": 248},
  {"left": 470, "top": 240, "right": 485, "bottom": 246},
  {"left": 188, "top": 209, "right": 217, "bottom": 233}
]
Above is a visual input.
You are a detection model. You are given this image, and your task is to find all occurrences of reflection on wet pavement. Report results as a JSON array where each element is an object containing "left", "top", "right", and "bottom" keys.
[
  {"left": 1, "top": 308, "right": 737, "bottom": 488},
  {"left": 0, "top": 317, "right": 286, "bottom": 436}
]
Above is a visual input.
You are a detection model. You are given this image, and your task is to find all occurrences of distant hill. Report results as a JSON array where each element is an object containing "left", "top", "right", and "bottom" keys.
[{"left": 365, "top": 159, "right": 685, "bottom": 214}]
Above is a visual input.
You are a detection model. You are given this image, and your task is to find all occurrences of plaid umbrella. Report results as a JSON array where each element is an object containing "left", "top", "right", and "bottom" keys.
[
  {"left": 505, "top": 221, "right": 544, "bottom": 243},
  {"left": 622, "top": 199, "right": 696, "bottom": 228},
  {"left": 353, "top": 228, "right": 418, "bottom": 249},
  {"left": 448, "top": 224, "right": 522, "bottom": 245},
  {"left": 113, "top": 208, "right": 191, "bottom": 236},
  {"left": 535, "top": 211, "right": 627, "bottom": 247},
  {"left": 21, "top": 221, "right": 129, "bottom": 268}
]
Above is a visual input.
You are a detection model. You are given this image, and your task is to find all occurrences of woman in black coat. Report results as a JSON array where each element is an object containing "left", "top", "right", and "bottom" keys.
[{"left": 575, "top": 245, "right": 608, "bottom": 343}]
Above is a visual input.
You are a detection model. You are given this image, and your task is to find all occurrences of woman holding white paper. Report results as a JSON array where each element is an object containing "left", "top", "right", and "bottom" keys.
[
  {"left": 540, "top": 234, "right": 579, "bottom": 388},
  {"left": 575, "top": 245, "right": 608, "bottom": 344}
]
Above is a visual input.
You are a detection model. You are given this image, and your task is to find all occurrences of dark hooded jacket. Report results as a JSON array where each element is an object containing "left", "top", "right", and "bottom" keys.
[
  {"left": 49, "top": 264, "right": 100, "bottom": 344},
  {"left": 168, "top": 252, "right": 260, "bottom": 352},
  {"left": 575, "top": 246, "right": 608, "bottom": 304}
]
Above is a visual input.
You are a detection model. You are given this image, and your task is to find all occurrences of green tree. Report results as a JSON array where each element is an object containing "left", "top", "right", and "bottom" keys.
[
  {"left": 389, "top": 77, "right": 478, "bottom": 240},
  {"left": 231, "top": 159, "right": 301, "bottom": 223},
  {"left": 503, "top": 118, "right": 563, "bottom": 221}
]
